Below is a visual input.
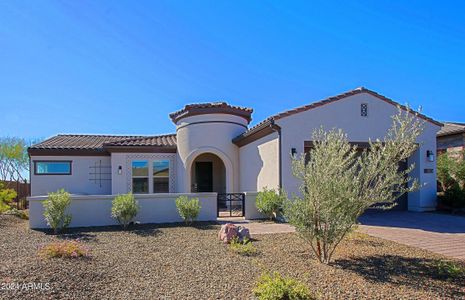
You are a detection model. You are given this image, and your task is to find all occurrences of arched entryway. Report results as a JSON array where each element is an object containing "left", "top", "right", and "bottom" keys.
[{"left": 190, "top": 153, "right": 226, "bottom": 193}]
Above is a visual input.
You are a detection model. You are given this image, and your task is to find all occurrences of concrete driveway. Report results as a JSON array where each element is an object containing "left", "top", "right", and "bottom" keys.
[{"left": 359, "top": 211, "right": 465, "bottom": 260}]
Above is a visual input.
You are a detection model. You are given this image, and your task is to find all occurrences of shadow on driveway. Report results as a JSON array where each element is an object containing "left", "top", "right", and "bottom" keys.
[{"left": 359, "top": 210, "right": 465, "bottom": 234}]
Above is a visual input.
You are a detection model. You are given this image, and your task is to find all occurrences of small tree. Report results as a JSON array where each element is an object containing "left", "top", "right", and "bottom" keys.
[
  {"left": 0, "top": 137, "right": 31, "bottom": 182},
  {"left": 256, "top": 187, "right": 286, "bottom": 220},
  {"left": 43, "top": 189, "right": 72, "bottom": 234},
  {"left": 175, "top": 195, "right": 201, "bottom": 224},
  {"left": 111, "top": 193, "right": 139, "bottom": 229},
  {"left": 285, "top": 107, "right": 423, "bottom": 264}
]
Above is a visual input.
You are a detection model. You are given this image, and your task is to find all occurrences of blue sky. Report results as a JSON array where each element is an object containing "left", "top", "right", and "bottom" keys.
[{"left": 1, "top": 1, "right": 464, "bottom": 140}]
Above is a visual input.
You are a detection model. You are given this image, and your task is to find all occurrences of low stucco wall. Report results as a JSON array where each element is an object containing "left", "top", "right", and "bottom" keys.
[
  {"left": 28, "top": 193, "right": 217, "bottom": 229},
  {"left": 244, "top": 192, "right": 266, "bottom": 220}
]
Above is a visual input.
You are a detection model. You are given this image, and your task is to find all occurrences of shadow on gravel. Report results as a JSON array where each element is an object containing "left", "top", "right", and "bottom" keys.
[
  {"left": 36, "top": 221, "right": 220, "bottom": 236},
  {"left": 56, "top": 232, "right": 98, "bottom": 242},
  {"left": 130, "top": 226, "right": 162, "bottom": 237},
  {"left": 334, "top": 255, "right": 465, "bottom": 298}
]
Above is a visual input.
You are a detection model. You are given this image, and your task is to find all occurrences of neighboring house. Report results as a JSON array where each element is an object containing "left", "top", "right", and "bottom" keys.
[
  {"left": 437, "top": 122, "right": 465, "bottom": 157},
  {"left": 28, "top": 87, "right": 442, "bottom": 228}
]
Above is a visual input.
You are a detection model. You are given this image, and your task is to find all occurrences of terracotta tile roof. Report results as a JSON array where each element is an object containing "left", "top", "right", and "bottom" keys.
[
  {"left": 103, "top": 134, "right": 177, "bottom": 147},
  {"left": 28, "top": 134, "right": 177, "bottom": 155},
  {"left": 169, "top": 102, "right": 253, "bottom": 123},
  {"left": 437, "top": 122, "right": 465, "bottom": 137},
  {"left": 234, "top": 87, "right": 442, "bottom": 146}
]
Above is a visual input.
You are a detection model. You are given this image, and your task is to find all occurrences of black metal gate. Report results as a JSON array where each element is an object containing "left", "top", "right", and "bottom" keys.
[{"left": 217, "top": 193, "right": 245, "bottom": 217}]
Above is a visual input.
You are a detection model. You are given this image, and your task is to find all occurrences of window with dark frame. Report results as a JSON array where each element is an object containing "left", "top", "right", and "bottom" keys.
[
  {"left": 153, "top": 160, "right": 170, "bottom": 193},
  {"left": 132, "top": 160, "right": 149, "bottom": 193},
  {"left": 34, "top": 161, "right": 72, "bottom": 175},
  {"left": 361, "top": 103, "right": 368, "bottom": 117}
]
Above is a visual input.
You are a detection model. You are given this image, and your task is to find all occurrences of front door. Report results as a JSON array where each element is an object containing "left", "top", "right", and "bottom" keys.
[{"left": 195, "top": 162, "right": 213, "bottom": 192}]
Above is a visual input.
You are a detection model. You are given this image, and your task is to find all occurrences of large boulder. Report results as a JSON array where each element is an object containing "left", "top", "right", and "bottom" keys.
[
  {"left": 218, "top": 223, "right": 251, "bottom": 243},
  {"left": 218, "top": 223, "right": 238, "bottom": 243}
]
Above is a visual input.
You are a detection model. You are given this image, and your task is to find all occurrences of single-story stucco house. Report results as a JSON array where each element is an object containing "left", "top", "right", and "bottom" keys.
[{"left": 28, "top": 87, "right": 442, "bottom": 228}]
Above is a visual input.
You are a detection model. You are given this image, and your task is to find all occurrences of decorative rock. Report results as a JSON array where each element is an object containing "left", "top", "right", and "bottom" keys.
[
  {"left": 218, "top": 223, "right": 252, "bottom": 243},
  {"left": 218, "top": 223, "right": 238, "bottom": 243},
  {"left": 237, "top": 226, "right": 250, "bottom": 242}
]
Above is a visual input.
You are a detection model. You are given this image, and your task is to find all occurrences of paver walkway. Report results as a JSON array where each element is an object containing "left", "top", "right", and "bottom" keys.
[
  {"left": 221, "top": 211, "right": 465, "bottom": 260},
  {"left": 358, "top": 211, "right": 465, "bottom": 260}
]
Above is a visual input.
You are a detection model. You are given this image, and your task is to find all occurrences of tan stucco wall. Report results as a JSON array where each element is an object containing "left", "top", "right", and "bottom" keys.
[
  {"left": 29, "top": 193, "right": 217, "bottom": 228},
  {"left": 111, "top": 152, "right": 176, "bottom": 194},
  {"left": 239, "top": 132, "right": 279, "bottom": 192},
  {"left": 30, "top": 155, "right": 112, "bottom": 196},
  {"left": 274, "top": 92, "right": 441, "bottom": 211},
  {"left": 175, "top": 113, "right": 247, "bottom": 193}
]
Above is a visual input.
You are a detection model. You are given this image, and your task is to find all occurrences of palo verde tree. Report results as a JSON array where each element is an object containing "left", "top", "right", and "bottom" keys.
[
  {"left": 284, "top": 107, "right": 424, "bottom": 264},
  {"left": 0, "top": 137, "right": 30, "bottom": 183}
]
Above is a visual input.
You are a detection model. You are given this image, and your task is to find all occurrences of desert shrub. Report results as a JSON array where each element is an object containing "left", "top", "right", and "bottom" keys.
[
  {"left": 111, "top": 193, "right": 139, "bottom": 229},
  {"left": 435, "top": 260, "right": 465, "bottom": 280},
  {"left": 175, "top": 195, "right": 201, "bottom": 224},
  {"left": 4, "top": 208, "right": 29, "bottom": 219},
  {"left": 43, "top": 189, "right": 72, "bottom": 234},
  {"left": 439, "top": 184, "right": 465, "bottom": 209},
  {"left": 38, "top": 240, "right": 91, "bottom": 259},
  {"left": 229, "top": 237, "right": 258, "bottom": 256},
  {"left": 253, "top": 272, "right": 314, "bottom": 300},
  {"left": 0, "top": 183, "right": 16, "bottom": 214},
  {"left": 437, "top": 151, "right": 465, "bottom": 209},
  {"left": 256, "top": 187, "right": 285, "bottom": 221}
]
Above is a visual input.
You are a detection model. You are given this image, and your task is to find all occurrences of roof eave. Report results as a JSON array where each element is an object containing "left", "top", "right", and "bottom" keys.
[{"left": 28, "top": 148, "right": 109, "bottom": 156}]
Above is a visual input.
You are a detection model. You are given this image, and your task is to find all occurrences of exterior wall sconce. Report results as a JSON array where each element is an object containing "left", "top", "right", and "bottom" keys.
[
  {"left": 118, "top": 166, "right": 122, "bottom": 175},
  {"left": 426, "top": 150, "right": 435, "bottom": 162},
  {"left": 291, "top": 148, "right": 297, "bottom": 157}
]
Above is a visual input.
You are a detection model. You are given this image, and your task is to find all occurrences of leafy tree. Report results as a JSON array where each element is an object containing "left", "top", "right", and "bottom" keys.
[
  {"left": 285, "top": 107, "right": 423, "bottom": 264},
  {"left": 0, "top": 137, "right": 30, "bottom": 182},
  {"left": 256, "top": 187, "right": 286, "bottom": 220},
  {"left": 43, "top": 189, "right": 72, "bottom": 234},
  {"left": 111, "top": 193, "right": 139, "bottom": 229}
]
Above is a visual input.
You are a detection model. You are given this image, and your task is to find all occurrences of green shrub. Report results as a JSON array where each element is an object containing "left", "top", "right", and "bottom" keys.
[
  {"left": 437, "top": 152, "right": 465, "bottom": 209},
  {"left": 38, "top": 240, "right": 91, "bottom": 259},
  {"left": 43, "top": 189, "right": 72, "bottom": 234},
  {"left": 253, "top": 272, "right": 314, "bottom": 300},
  {"left": 0, "top": 183, "right": 17, "bottom": 214},
  {"left": 439, "top": 184, "right": 465, "bottom": 209},
  {"left": 229, "top": 237, "right": 258, "bottom": 256},
  {"left": 111, "top": 193, "right": 139, "bottom": 229},
  {"left": 175, "top": 195, "right": 201, "bottom": 224},
  {"left": 435, "top": 260, "right": 465, "bottom": 280},
  {"left": 256, "top": 188, "right": 285, "bottom": 221},
  {"left": 4, "top": 208, "right": 29, "bottom": 220}
]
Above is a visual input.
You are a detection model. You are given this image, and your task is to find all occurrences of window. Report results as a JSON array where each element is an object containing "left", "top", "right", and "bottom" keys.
[
  {"left": 361, "top": 103, "right": 368, "bottom": 117},
  {"left": 153, "top": 160, "right": 170, "bottom": 193},
  {"left": 34, "top": 161, "right": 71, "bottom": 175},
  {"left": 132, "top": 160, "right": 148, "bottom": 193}
]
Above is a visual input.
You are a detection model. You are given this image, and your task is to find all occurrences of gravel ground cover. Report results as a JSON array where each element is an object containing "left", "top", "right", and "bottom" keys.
[{"left": 1, "top": 215, "right": 464, "bottom": 300}]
